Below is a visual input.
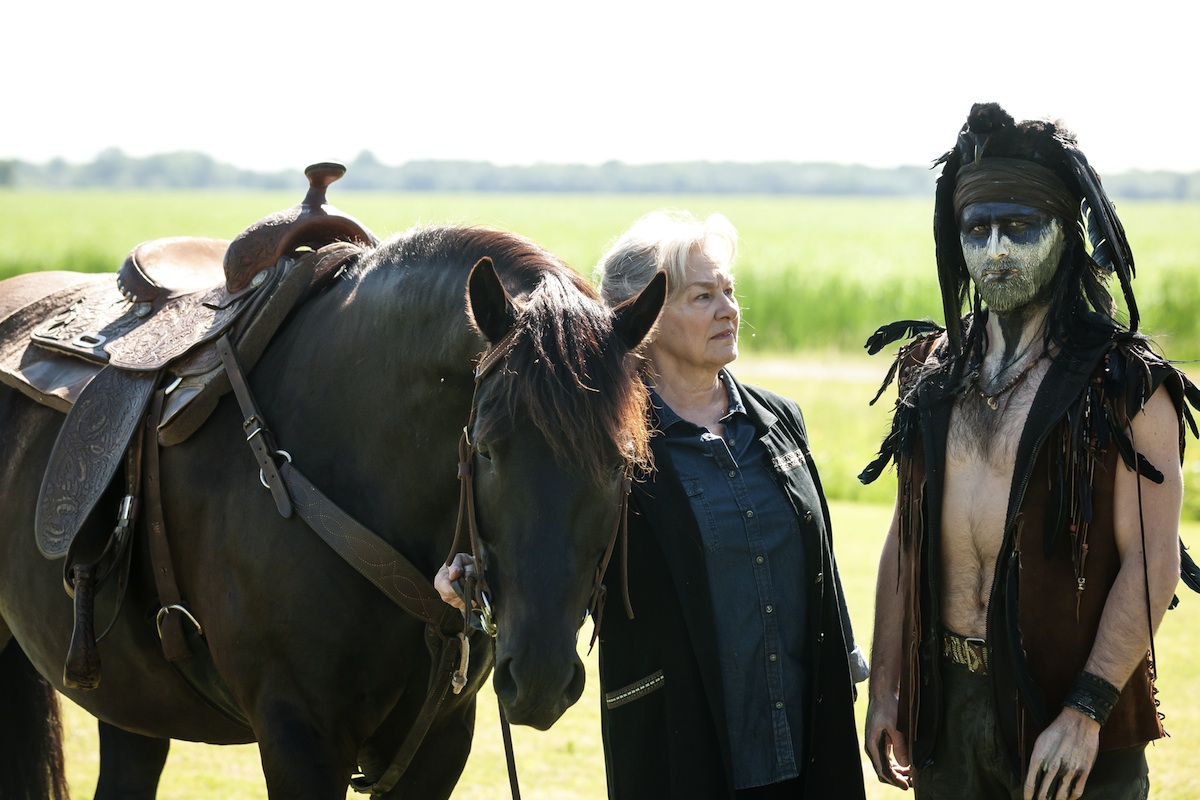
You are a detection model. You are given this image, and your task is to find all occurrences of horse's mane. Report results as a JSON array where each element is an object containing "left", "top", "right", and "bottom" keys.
[{"left": 362, "top": 225, "right": 652, "bottom": 484}]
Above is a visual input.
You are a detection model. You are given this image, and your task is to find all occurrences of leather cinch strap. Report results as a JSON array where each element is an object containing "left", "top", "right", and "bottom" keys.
[{"left": 144, "top": 387, "right": 194, "bottom": 662}]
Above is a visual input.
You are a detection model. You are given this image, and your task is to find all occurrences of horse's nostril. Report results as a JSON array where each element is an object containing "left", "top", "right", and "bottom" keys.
[
  {"left": 492, "top": 656, "right": 517, "bottom": 704},
  {"left": 567, "top": 661, "right": 586, "bottom": 705}
]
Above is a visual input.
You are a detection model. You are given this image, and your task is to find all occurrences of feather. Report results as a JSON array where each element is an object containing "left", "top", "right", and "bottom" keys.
[
  {"left": 1065, "top": 149, "right": 1138, "bottom": 330},
  {"left": 864, "top": 319, "right": 941, "bottom": 355},
  {"left": 1137, "top": 453, "right": 1165, "bottom": 484},
  {"left": 1184, "top": 376, "right": 1200, "bottom": 410},
  {"left": 1127, "top": 353, "right": 1155, "bottom": 421},
  {"left": 1182, "top": 403, "right": 1199, "bottom": 441},
  {"left": 1180, "top": 542, "right": 1200, "bottom": 594},
  {"left": 869, "top": 356, "right": 900, "bottom": 406},
  {"left": 859, "top": 442, "right": 895, "bottom": 486},
  {"left": 1110, "top": 424, "right": 1165, "bottom": 483},
  {"left": 1082, "top": 200, "right": 1115, "bottom": 272},
  {"left": 1182, "top": 378, "right": 1200, "bottom": 438}
]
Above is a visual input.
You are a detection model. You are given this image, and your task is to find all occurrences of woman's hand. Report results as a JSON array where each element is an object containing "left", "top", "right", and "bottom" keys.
[{"left": 434, "top": 552, "right": 475, "bottom": 611}]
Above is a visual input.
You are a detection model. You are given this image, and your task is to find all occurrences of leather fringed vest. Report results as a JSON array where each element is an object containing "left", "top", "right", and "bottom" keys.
[{"left": 871, "top": 323, "right": 1194, "bottom": 776}]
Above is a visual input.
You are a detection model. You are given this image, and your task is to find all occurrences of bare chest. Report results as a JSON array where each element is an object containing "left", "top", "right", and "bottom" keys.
[{"left": 938, "top": 373, "right": 1043, "bottom": 633}]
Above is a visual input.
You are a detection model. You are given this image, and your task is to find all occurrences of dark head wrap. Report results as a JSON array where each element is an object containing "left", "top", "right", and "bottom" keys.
[
  {"left": 952, "top": 157, "right": 1077, "bottom": 222},
  {"left": 932, "top": 103, "right": 1137, "bottom": 355}
]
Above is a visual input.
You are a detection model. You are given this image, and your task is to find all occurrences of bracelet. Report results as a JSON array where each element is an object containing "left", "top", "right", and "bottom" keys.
[{"left": 1063, "top": 670, "right": 1121, "bottom": 726}]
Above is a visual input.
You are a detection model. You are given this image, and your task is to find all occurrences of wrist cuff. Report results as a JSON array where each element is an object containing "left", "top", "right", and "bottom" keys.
[{"left": 1063, "top": 670, "right": 1121, "bottom": 726}]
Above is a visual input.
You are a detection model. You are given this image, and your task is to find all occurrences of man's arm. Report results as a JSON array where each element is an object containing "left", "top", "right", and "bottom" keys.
[
  {"left": 1024, "top": 385, "right": 1182, "bottom": 800},
  {"left": 865, "top": 499, "right": 913, "bottom": 790}
]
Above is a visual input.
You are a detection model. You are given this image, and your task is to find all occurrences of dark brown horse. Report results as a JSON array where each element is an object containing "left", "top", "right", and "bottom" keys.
[{"left": 0, "top": 222, "right": 665, "bottom": 798}]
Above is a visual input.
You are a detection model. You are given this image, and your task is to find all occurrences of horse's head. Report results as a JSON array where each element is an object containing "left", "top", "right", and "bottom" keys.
[{"left": 461, "top": 256, "right": 664, "bottom": 729}]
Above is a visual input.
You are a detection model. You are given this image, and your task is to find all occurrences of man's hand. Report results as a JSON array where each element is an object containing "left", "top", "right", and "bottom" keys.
[
  {"left": 865, "top": 691, "right": 912, "bottom": 790},
  {"left": 1023, "top": 707, "right": 1099, "bottom": 800},
  {"left": 434, "top": 552, "right": 475, "bottom": 612}
]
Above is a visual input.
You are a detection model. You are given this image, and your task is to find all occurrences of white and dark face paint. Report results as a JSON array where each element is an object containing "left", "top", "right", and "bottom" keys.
[{"left": 959, "top": 202, "right": 1065, "bottom": 312}]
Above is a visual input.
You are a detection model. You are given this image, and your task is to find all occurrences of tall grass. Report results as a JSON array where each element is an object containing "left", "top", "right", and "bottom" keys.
[{"left": 3, "top": 192, "right": 1196, "bottom": 357}]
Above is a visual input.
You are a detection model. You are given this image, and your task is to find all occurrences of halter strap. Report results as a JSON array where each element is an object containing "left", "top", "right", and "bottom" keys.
[
  {"left": 441, "top": 327, "right": 636, "bottom": 800},
  {"left": 446, "top": 327, "right": 636, "bottom": 641}
]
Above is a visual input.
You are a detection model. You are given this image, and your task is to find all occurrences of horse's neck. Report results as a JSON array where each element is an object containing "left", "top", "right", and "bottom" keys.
[
  {"left": 321, "top": 265, "right": 482, "bottom": 368},
  {"left": 245, "top": 267, "right": 481, "bottom": 568}
]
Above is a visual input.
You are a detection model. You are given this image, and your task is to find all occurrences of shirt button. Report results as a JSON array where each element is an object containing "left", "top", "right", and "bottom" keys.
[
  {"left": 727, "top": 470, "right": 736, "bottom": 478},
  {"left": 769, "top": 653, "right": 778, "bottom": 662},
  {"left": 815, "top": 572, "right": 824, "bottom": 584},
  {"left": 746, "top": 510, "right": 754, "bottom": 519},
  {"left": 817, "top": 633, "right": 825, "bottom": 642},
  {"left": 775, "top": 701, "right": 784, "bottom": 710},
  {"left": 804, "top": 510, "right": 814, "bottom": 524},
  {"left": 755, "top": 555, "right": 764, "bottom": 564},
  {"left": 765, "top": 605, "right": 774, "bottom": 614}
]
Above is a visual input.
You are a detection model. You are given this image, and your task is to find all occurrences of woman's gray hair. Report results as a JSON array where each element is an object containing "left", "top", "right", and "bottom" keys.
[{"left": 594, "top": 209, "right": 738, "bottom": 307}]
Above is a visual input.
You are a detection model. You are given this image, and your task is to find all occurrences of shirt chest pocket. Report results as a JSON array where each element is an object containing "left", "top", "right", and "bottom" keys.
[{"left": 680, "top": 476, "right": 724, "bottom": 553}]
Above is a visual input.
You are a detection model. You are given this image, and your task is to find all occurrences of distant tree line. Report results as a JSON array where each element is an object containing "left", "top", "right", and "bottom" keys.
[{"left": 2, "top": 148, "right": 1198, "bottom": 199}]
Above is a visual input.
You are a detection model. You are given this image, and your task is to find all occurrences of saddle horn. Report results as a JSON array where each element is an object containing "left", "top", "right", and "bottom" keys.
[{"left": 223, "top": 162, "right": 379, "bottom": 294}]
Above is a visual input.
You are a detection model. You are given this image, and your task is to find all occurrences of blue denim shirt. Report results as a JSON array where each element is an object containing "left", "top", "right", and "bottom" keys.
[{"left": 651, "top": 372, "right": 808, "bottom": 789}]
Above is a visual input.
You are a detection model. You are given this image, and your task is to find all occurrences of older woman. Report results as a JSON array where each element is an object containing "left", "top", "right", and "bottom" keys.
[
  {"left": 439, "top": 210, "right": 866, "bottom": 798},
  {"left": 590, "top": 210, "right": 866, "bottom": 799}
]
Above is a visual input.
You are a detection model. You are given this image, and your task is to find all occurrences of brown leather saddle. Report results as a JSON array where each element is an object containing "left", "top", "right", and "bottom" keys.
[{"left": 0, "top": 163, "right": 377, "bottom": 688}]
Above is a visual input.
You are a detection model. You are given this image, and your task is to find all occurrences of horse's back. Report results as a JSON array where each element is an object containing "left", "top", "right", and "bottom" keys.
[{"left": 0, "top": 271, "right": 96, "bottom": 322}]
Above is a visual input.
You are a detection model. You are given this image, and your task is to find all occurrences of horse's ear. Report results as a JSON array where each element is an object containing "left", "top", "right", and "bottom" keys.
[
  {"left": 612, "top": 270, "right": 667, "bottom": 350},
  {"left": 467, "top": 257, "right": 518, "bottom": 343}
]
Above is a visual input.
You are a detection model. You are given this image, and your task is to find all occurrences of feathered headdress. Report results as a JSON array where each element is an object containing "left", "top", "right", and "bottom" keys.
[{"left": 932, "top": 103, "right": 1137, "bottom": 355}]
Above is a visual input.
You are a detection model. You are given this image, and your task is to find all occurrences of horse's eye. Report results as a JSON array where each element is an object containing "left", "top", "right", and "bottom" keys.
[{"left": 476, "top": 441, "right": 492, "bottom": 460}]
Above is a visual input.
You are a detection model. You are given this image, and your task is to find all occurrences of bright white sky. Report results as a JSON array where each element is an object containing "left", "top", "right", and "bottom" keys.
[{"left": 5, "top": 1, "right": 1195, "bottom": 174}]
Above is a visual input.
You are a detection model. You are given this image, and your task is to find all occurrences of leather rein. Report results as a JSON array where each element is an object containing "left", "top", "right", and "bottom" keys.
[{"left": 217, "top": 321, "right": 633, "bottom": 797}]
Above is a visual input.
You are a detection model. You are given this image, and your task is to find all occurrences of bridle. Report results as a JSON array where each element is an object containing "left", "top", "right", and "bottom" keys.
[
  {"left": 438, "top": 327, "right": 636, "bottom": 799},
  {"left": 444, "top": 326, "right": 636, "bottom": 651}
]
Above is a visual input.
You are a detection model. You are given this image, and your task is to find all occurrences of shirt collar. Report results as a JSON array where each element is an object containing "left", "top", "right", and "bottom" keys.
[{"left": 651, "top": 369, "right": 746, "bottom": 433}]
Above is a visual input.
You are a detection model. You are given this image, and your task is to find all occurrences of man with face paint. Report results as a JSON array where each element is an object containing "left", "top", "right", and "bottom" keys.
[{"left": 860, "top": 103, "right": 1200, "bottom": 800}]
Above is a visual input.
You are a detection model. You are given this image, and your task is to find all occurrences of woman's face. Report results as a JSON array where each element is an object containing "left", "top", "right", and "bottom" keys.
[{"left": 647, "top": 246, "right": 739, "bottom": 377}]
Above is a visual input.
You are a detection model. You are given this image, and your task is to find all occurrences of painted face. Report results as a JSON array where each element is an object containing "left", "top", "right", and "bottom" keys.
[
  {"left": 959, "top": 202, "right": 1065, "bottom": 312},
  {"left": 647, "top": 246, "right": 739, "bottom": 376}
]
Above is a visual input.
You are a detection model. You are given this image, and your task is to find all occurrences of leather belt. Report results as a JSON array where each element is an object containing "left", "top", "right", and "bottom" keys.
[{"left": 942, "top": 631, "right": 989, "bottom": 675}]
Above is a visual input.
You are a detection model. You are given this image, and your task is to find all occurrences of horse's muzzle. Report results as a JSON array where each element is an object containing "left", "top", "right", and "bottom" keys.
[{"left": 492, "top": 649, "right": 586, "bottom": 730}]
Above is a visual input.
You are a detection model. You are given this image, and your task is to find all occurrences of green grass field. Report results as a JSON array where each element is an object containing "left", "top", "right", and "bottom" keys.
[
  {"left": 3, "top": 191, "right": 1198, "bottom": 356},
  {"left": 56, "top": 505, "right": 1200, "bottom": 800},
  {"left": 3, "top": 191, "right": 1197, "bottom": 796}
]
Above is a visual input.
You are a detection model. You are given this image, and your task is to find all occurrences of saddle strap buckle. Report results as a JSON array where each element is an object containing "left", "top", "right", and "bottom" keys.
[{"left": 155, "top": 604, "right": 204, "bottom": 639}]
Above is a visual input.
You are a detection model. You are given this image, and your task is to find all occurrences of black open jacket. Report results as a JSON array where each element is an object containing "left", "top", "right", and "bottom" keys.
[{"left": 598, "top": 377, "right": 866, "bottom": 799}]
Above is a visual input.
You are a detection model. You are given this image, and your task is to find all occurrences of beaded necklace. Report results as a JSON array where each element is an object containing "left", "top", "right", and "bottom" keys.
[{"left": 972, "top": 353, "right": 1045, "bottom": 410}]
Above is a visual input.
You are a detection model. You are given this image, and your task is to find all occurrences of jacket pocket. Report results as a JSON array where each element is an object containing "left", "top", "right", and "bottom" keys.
[{"left": 604, "top": 669, "right": 666, "bottom": 710}]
